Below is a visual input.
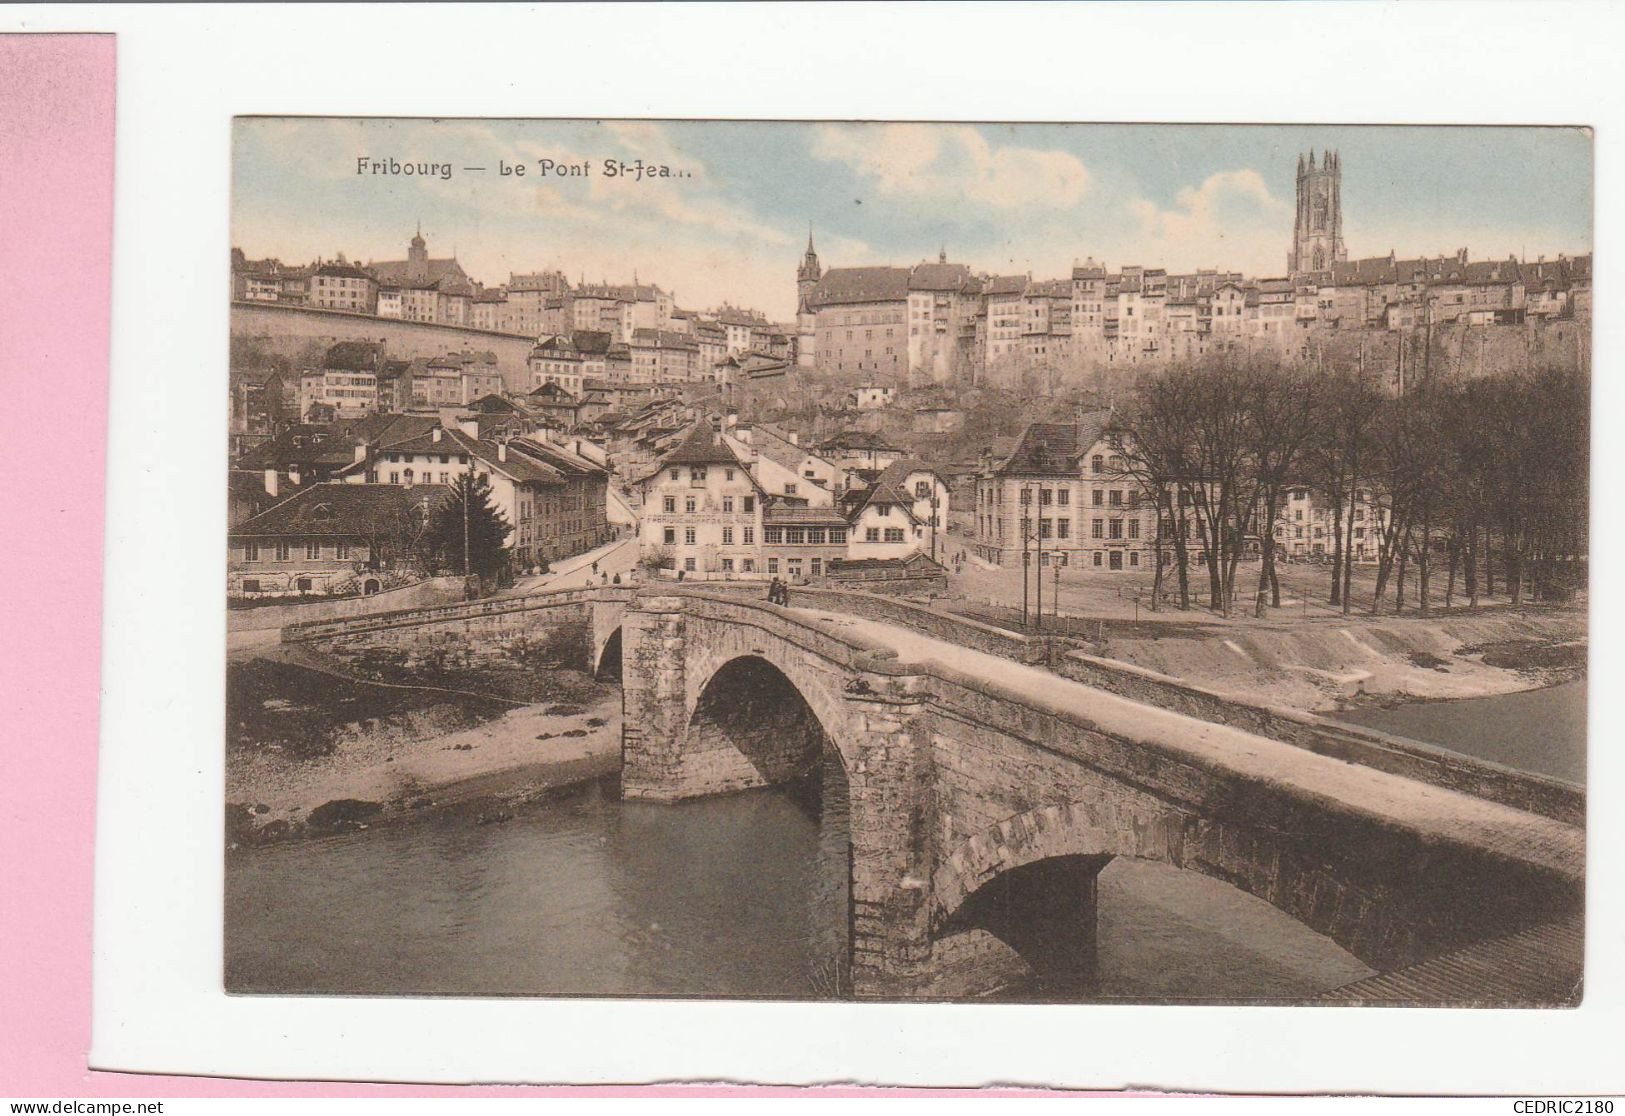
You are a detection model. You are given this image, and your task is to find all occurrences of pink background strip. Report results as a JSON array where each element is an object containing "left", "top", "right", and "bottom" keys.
[{"left": 0, "top": 32, "right": 1080, "bottom": 1099}]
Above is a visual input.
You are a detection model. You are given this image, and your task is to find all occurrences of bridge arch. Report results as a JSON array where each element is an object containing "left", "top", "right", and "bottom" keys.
[
  {"left": 681, "top": 651, "right": 856, "bottom": 792},
  {"left": 682, "top": 634, "right": 865, "bottom": 782},
  {"left": 593, "top": 626, "right": 622, "bottom": 681},
  {"left": 930, "top": 794, "right": 1413, "bottom": 970}
]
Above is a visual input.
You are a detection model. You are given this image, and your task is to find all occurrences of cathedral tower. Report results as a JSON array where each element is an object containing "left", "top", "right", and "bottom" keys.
[
  {"left": 1290, "top": 149, "right": 1346, "bottom": 274},
  {"left": 795, "top": 228, "right": 821, "bottom": 369}
]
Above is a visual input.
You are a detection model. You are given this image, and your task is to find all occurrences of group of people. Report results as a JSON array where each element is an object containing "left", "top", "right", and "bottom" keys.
[{"left": 765, "top": 577, "right": 791, "bottom": 605}]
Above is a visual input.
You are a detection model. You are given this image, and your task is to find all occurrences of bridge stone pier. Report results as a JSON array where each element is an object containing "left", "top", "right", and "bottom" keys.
[{"left": 286, "top": 584, "right": 1586, "bottom": 1003}]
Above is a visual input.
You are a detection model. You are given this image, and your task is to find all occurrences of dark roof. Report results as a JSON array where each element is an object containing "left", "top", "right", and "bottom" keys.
[
  {"left": 323, "top": 341, "right": 384, "bottom": 372},
  {"left": 764, "top": 504, "right": 851, "bottom": 526},
  {"left": 995, "top": 410, "right": 1113, "bottom": 475},
  {"left": 814, "top": 266, "right": 911, "bottom": 306},
  {"left": 477, "top": 441, "right": 565, "bottom": 485},
  {"left": 908, "top": 262, "right": 972, "bottom": 292},
  {"left": 367, "top": 256, "right": 474, "bottom": 295},
  {"left": 573, "top": 329, "right": 615, "bottom": 355},
  {"left": 315, "top": 263, "right": 372, "bottom": 280},
  {"left": 984, "top": 274, "right": 1029, "bottom": 296},
  {"left": 660, "top": 424, "right": 747, "bottom": 468},
  {"left": 231, "top": 481, "right": 452, "bottom": 537}
]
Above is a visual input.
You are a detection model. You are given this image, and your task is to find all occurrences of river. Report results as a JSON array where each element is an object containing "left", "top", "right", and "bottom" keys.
[
  {"left": 226, "top": 753, "right": 1375, "bottom": 1002},
  {"left": 1330, "top": 679, "right": 1586, "bottom": 784}
]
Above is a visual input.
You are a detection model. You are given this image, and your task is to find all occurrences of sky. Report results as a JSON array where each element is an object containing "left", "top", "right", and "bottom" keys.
[{"left": 233, "top": 119, "right": 1593, "bottom": 322}]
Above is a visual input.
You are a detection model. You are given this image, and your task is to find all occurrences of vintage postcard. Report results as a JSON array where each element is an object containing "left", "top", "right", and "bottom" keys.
[{"left": 225, "top": 118, "right": 1587, "bottom": 1006}]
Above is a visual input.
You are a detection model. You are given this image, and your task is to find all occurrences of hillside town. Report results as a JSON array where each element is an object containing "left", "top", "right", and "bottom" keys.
[{"left": 229, "top": 147, "right": 1590, "bottom": 620}]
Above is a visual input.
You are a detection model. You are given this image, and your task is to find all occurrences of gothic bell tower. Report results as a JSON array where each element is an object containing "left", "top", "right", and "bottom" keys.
[
  {"left": 1290, "top": 149, "right": 1346, "bottom": 274},
  {"left": 795, "top": 228, "right": 821, "bottom": 368}
]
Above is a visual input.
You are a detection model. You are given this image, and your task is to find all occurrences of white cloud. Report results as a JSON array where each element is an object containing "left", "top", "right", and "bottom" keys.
[
  {"left": 811, "top": 123, "right": 1090, "bottom": 209},
  {"left": 1126, "top": 169, "right": 1292, "bottom": 273}
]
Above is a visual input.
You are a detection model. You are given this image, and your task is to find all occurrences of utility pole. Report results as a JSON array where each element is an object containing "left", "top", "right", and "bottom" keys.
[
  {"left": 1021, "top": 489, "right": 1031, "bottom": 630},
  {"left": 463, "top": 469, "right": 472, "bottom": 577}
]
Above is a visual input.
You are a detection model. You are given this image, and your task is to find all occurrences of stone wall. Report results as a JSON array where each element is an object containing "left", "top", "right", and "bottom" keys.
[
  {"left": 232, "top": 301, "right": 536, "bottom": 392},
  {"left": 226, "top": 576, "right": 464, "bottom": 633},
  {"left": 1054, "top": 651, "right": 1585, "bottom": 825},
  {"left": 285, "top": 587, "right": 630, "bottom": 675}
]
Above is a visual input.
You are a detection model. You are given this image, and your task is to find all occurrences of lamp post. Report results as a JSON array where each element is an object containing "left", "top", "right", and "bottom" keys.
[{"left": 1020, "top": 495, "right": 1031, "bottom": 630}]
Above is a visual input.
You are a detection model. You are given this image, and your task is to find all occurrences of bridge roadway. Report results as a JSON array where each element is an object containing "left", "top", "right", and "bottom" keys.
[
  {"left": 792, "top": 607, "right": 1578, "bottom": 891},
  {"left": 286, "top": 584, "right": 1584, "bottom": 1002}
]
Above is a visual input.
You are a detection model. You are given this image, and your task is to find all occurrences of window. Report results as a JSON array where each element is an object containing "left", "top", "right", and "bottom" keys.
[
  {"left": 785, "top": 483, "right": 798, "bottom": 496},
  {"left": 1129, "top": 552, "right": 1140, "bottom": 567},
  {"left": 1092, "top": 551, "right": 1103, "bottom": 567},
  {"left": 721, "top": 558, "right": 734, "bottom": 572},
  {"left": 245, "top": 543, "right": 260, "bottom": 562},
  {"left": 297, "top": 577, "right": 313, "bottom": 591},
  {"left": 884, "top": 527, "right": 905, "bottom": 543},
  {"left": 663, "top": 527, "right": 676, "bottom": 545},
  {"left": 684, "top": 557, "right": 696, "bottom": 572},
  {"left": 389, "top": 471, "right": 400, "bottom": 484},
  {"left": 811, "top": 558, "right": 822, "bottom": 576},
  {"left": 241, "top": 579, "right": 261, "bottom": 593},
  {"left": 274, "top": 542, "right": 290, "bottom": 561},
  {"left": 1040, "top": 488, "right": 1053, "bottom": 506},
  {"left": 829, "top": 528, "right": 846, "bottom": 544},
  {"left": 685, "top": 497, "right": 697, "bottom": 514},
  {"left": 916, "top": 481, "right": 931, "bottom": 499},
  {"left": 785, "top": 528, "right": 806, "bottom": 544},
  {"left": 768, "top": 558, "right": 779, "bottom": 574},
  {"left": 670, "top": 468, "right": 679, "bottom": 480},
  {"left": 866, "top": 527, "right": 880, "bottom": 542},
  {"left": 1020, "top": 488, "right": 1031, "bottom": 506},
  {"left": 1128, "top": 520, "right": 1140, "bottom": 540},
  {"left": 1091, "top": 519, "right": 1104, "bottom": 540},
  {"left": 723, "top": 496, "right": 735, "bottom": 513},
  {"left": 692, "top": 467, "right": 707, "bottom": 484},
  {"left": 1091, "top": 454, "right": 1104, "bottom": 473},
  {"left": 1039, "top": 518, "right": 1052, "bottom": 539},
  {"left": 1109, "top": 490, "right": 1122, "bottom": 506},
  {"left": 1057, "top": 518, "right": 1070, "bottom": 539},
  {"left": 807, "top": 528, "right": 826, "bottom": 544},
  {"left": 1109, "top": 519, "right": 1122, "bottom": 540},
  {"left": 743, "top": 496, "right": 754, "bottom": 514},
  {"left": 1057, "top": 489, "right": 1070, "bottom": 506},
  {"left": 684, "top": 528, "right": 696, "bottom": 545},
  {"left": 725, "top": 468, "right": 734, "bottom": 481},
  {"left": 1295, "top": 509, "right": 1303, "bottom": 521},
  {"left": 1092, "top": 489, "right": 1103, "bottom": 507},
  {"left": 743, "top": 558, "right": 756, "bottom": 573},
  {"left": 743, "top": 526, "right": 754, "bottom": 545},
  {"left": 663, "top": 496, "right": 676, "bottom": 514},
  {"left": 1109, "top": 552, "right": 1123, "bottom": 570},
  {"left": 305, "top": 542, "right": 321, "bottom": 560}
]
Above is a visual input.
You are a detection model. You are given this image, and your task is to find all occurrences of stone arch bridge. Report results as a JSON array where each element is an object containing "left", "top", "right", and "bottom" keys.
[{"left": 284, "top": 585, "right": 1584, "bottom": 1002}]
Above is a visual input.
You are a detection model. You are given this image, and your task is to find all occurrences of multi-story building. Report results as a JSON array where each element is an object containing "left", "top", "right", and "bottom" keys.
[
  {"left": 761, "top": 505, "right": 849, "bottom": 581},
  {"left": 228, "top": 481, "right": 450, "bottom": 598},
  {"left": 629, "top": 328, "right": 699, "bottom": 382},
  {"left": 808, "top": 266, "right": 910, "bottom": 379},
  {"left": 309, "top": 261, "right": 378, "bottom": 314},
  {"left": 638, "top": 426, "right": 765, "bottom": 577},
  {"left": 530, "top": 334, "right": 588, "bottom": 395},
  {"left": 1288, "top": 149, "right": 1348, "bottom": 275},
  {"left": 504, "top": 271, "right": 571, "bottom": 337},
  {"left": 974, "top": 410, "right": 1156, "bottom": 572},
  {"left": 365, "top": 228, "right": 476, "bottom": 326},
  {"left": 905, "top": 253, "right": 981, "bottom": 386}
]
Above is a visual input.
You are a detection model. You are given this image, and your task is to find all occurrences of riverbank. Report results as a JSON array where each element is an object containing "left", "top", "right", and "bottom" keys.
[
  {"left": 1094, "top": 608, "right": 1585, "bottom": 715},
  {"left": 227, "top": 656, "right": 621, "bottom": 846}
]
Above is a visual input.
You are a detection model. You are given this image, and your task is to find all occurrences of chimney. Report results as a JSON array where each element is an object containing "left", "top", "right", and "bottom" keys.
[
  {"left": 459, "top": 418, "right": 480, "bottom": 438},
  {"left": 287, "top": 466, "right": 301, "bottom": 487},
  {"left": 497, "top": 441, "right": 508, "bottom": 462},
  {"left": 263, "top": 468, "right": 278, "bottom": 498},
  {"left": 354, "top": 443, "right": 368, "bottom": 463},
  {"left": 432, "top": 427, "right": 443, "bottom": 442}
]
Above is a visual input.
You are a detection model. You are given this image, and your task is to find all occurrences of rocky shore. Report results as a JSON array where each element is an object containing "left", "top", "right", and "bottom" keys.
[{"left": 227, "top": 656, "right": 621, "bottom": 847}]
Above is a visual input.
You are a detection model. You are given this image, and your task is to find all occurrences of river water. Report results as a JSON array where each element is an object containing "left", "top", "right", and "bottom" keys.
[
  {"left": 226, "top": 755, "right": 1374, "bottom": 1001},
  {"left": 1330, "top": 679, "right": 1586, "bottom": 784}
]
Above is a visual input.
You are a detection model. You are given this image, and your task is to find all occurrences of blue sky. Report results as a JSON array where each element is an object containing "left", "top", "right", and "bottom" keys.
[{"left": 234, "top": 119, "right": 1592, "bottom": 321}]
